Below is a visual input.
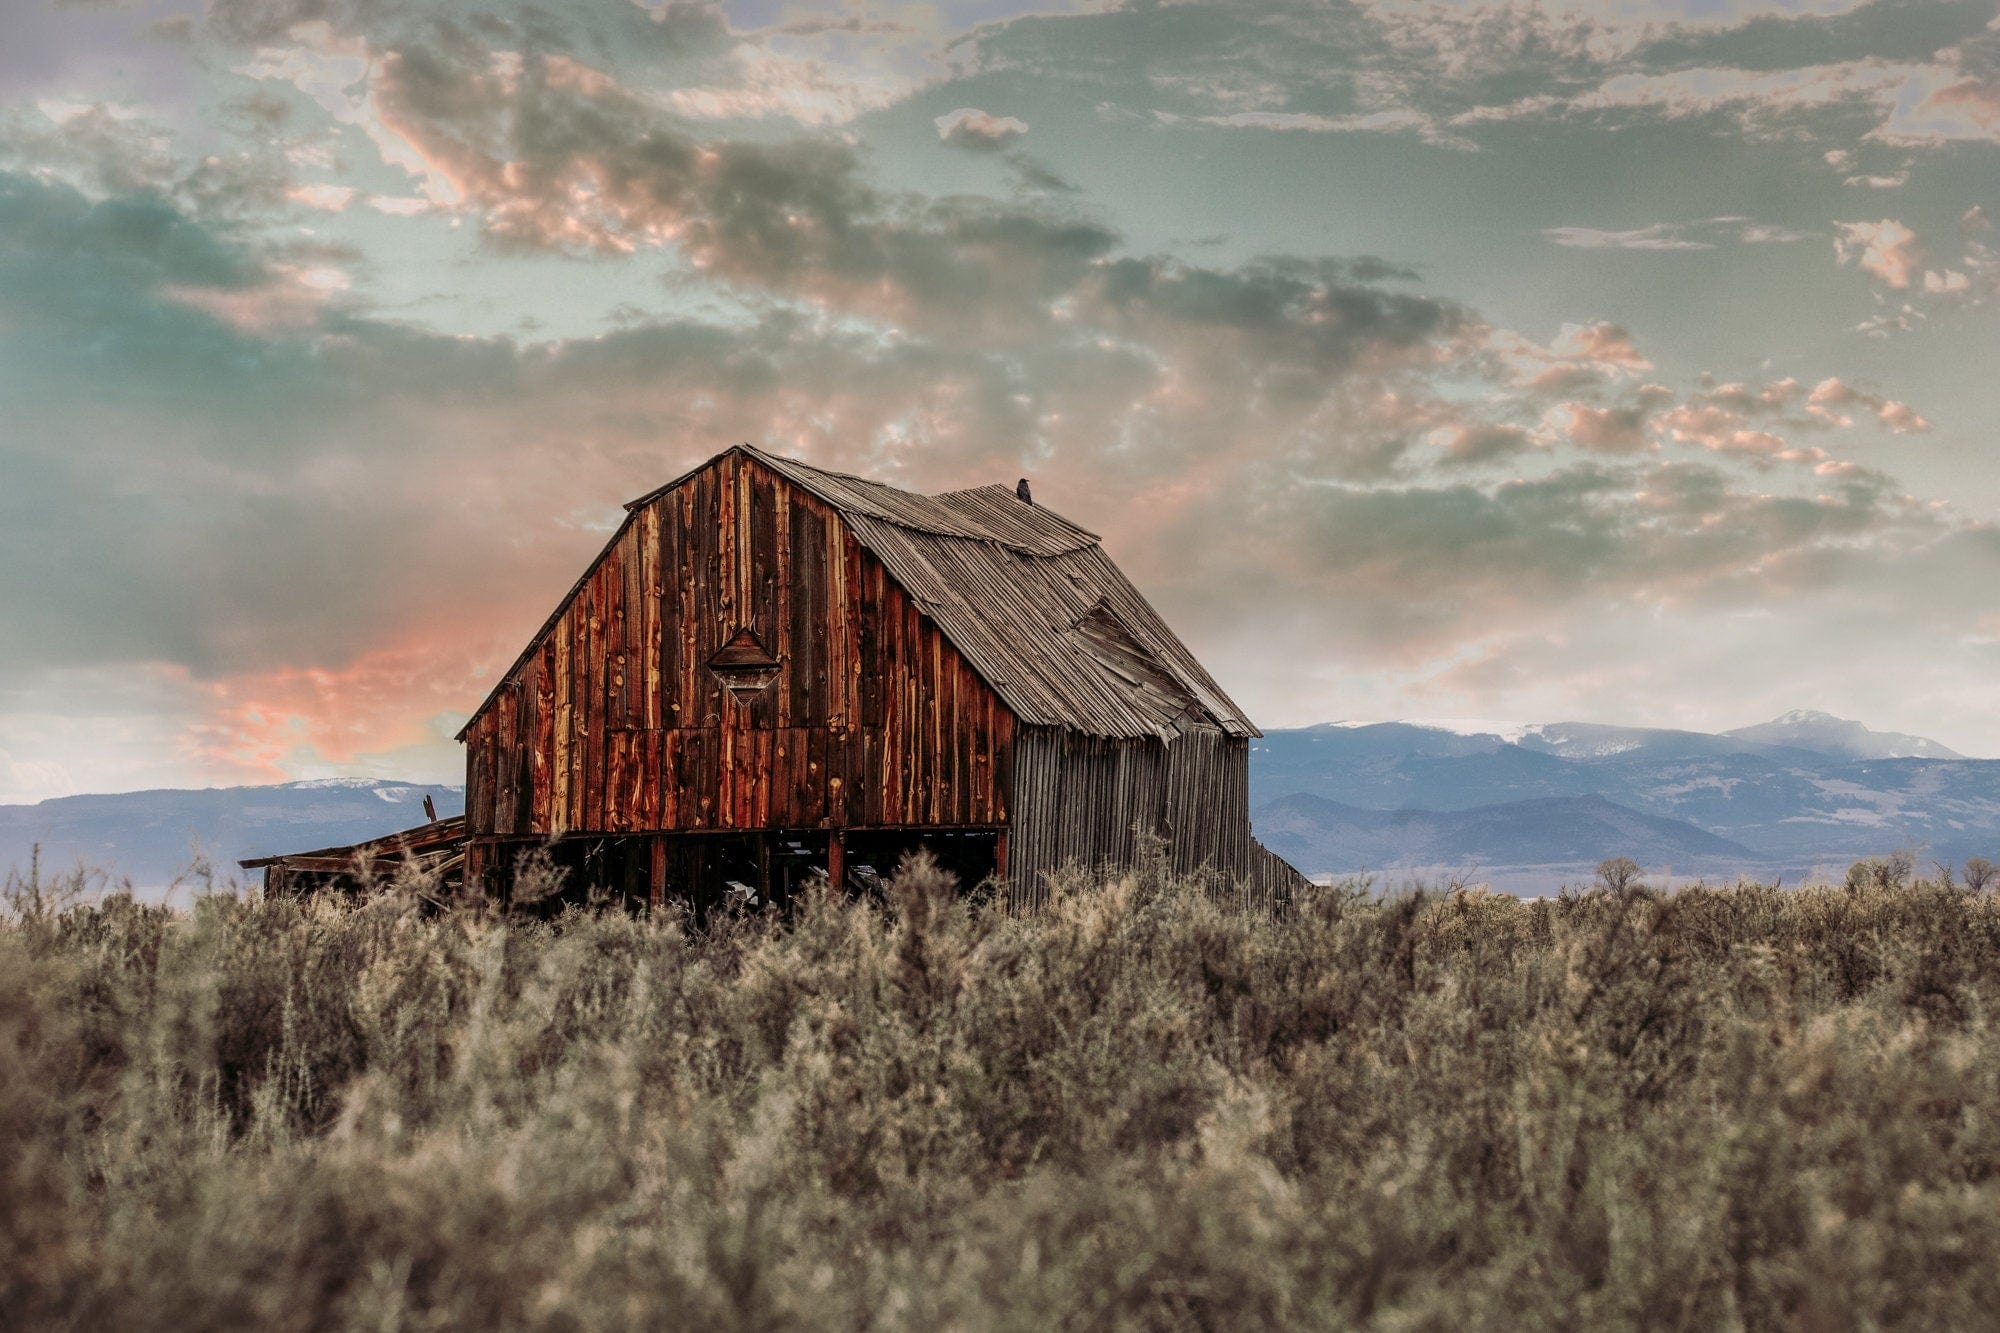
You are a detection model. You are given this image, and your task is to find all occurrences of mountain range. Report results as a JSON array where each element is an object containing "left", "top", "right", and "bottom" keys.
[
  {"left": 0, "top": 780, "right": 465, "bottom": 897},
  {"left": 1253, "top": 793, "right": 1757, "bottom": 876},
  {"left": 0, "top": 711, "right": 1990, "bottom": 896},
  {"left": 1251, "top": 710, "right": 1998, "bottom": 888}
]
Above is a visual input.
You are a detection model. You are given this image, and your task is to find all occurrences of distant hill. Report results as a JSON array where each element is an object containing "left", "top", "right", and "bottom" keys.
[
  {"left": 1250, "top": 712, "right": 2000, "bottom": 883},
  {"left": 1255, "top": 793, "right": 1755, "bottom": 877},
  {"left": 0, "top": 780, "right": 464, "bottom": 895}
]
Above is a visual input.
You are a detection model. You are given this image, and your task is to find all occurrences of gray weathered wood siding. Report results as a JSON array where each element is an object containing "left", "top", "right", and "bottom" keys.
[{"left": 1008, "top": 725, "right": 1255, "bottom": 907}]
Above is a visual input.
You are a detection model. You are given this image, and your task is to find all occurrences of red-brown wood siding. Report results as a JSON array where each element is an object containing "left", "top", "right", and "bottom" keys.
[{"left": 464, "top": 452, "right": 1013, "bottom": 837}]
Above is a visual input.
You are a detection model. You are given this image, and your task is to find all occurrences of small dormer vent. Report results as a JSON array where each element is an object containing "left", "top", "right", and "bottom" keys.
[{"left": 707, "top": 628, "right": 781, "bottom": 701}]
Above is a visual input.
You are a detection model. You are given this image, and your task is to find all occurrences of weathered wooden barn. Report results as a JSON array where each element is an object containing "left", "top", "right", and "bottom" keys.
[{"left": 451, "top": 444, "right": 1300, "bottom": 910}]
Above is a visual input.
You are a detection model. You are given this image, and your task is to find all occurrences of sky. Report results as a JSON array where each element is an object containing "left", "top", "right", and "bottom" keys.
[{"left": 2, "top": 0, "right": 1999, "bottom": 802}]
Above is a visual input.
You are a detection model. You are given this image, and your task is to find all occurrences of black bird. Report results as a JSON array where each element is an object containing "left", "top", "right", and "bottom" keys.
[{"left": 1016, "top": 477, "right": 1033, "bottom": 504}]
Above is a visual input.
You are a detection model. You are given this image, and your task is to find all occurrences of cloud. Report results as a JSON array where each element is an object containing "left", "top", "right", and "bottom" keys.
[
  {"left": 1809, "top": 377, "right": 1931, "bottom": 433},
  {"left": 5, "top": 0, "right": 1997, "bottom": 789},
  {"left": 1558, "top": 59, "right": 1925, "bottom": 130},
  {"left": 935, "top": 107, "right": 1029, "bottom": 150},
  {"left": 1854, "top": 305, "right": 1923, "bottom": 336},
  {"left": 670, "top": 43, "right": 905, "bottom": 125},
  {"left": 367, "top": 194, "right": 431, "bottom": 215},
  {"left": 1433, "top": 421, "right": 1537, "bottom": 464},
  {"left": 1549, "top": 322, "right": 1651, "bottom": 373},
  {"left": 162, "top": 261, "right": 350, "bottom": 333},
  {"left": 1558, "top": 403, "right": 1653, "bottom": 454},
  {"left": 1655, "top": 404, "right": 1800, "bottom": 463},
  {"left": 1869, "top": 44, "right": 2000, "bottom": 146},
  {"left": 1192, "top": 108, "right": 1477, "bottom": 150},
  {"left": 1544, "top": 217, "right": 1808, "bottom": 250},
  {"left": 1183, "top": 457, "right": 1955, "bottom": 707},
  {"left": 0, "top": 138, "right": 1480, "bottom": 785},
  {"left": 9, "top": 121, "right": 1944, "bottom": 791},
  {"left": 1621, "top": 372, "right": 1933, "bottom": 466},
  {"left": 942, "top": 0, "right": 2000, "bottom": 177},
  {"left": 286, "top": 182, "right": 354, "bottom": 210},
  {"left": 1835, "top": 217, "right": 1921, "bottom": 286},
  {"left": 1545, "top": 223, "right": 1713, "bottom": 251}
]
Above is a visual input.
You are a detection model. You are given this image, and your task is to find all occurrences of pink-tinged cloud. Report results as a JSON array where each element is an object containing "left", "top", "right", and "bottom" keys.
[
  {"left": 234, "top": 24, "right": 463, "bottom": 207},
  {"left": 1834, "top": 218, "right": 1921, "bottom": 287},
  {"left": 286, "top": 182, "right": 354, "bottom": 211},
  {"left": 1809, "top": 378, "right": 1931, "bottom": 434},
  {"left": 935, "top": 107, "right": 1029, "bottom": 150},
  {"left": 1549, "top": 321, "right": 1651, "bottom": 372},
  {"left": 1700, "top": 377, "right": 1806, "bottom": 415},
  {"left": 1558, "top": 402, "right": 1652, "bottom": 454},
  {"left": 671, "top": 45, "right": 904, "bottom": 126},
  {"left": 1877, "top": 70, "right": 2000, "bottom": 145},
  {"left": 162, "top": 263, "right": 349, "bottom": 333},
  {"left": 180, "top": 643, "right": 501, "bottom": 784}
]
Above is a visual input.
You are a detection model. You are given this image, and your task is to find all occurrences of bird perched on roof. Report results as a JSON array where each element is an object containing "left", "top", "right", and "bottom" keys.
[{"left": 1017, "top": 478, "right": 1033, "bottom": 504}]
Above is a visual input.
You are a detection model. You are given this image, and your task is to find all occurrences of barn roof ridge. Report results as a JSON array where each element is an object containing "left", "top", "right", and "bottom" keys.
[{"left": 628, "top": 444, "right": 1101, "bottom": 557}]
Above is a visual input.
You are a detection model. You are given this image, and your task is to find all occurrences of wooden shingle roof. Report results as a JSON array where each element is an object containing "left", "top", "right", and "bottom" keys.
[{"left": 730, "top": 446, "right": 1256, "bottom": 740}]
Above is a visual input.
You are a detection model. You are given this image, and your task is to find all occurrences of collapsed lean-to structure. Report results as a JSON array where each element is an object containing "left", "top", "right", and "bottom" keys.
[{"left": 253, "top": 445, "right": 1303, "bottom": 909}]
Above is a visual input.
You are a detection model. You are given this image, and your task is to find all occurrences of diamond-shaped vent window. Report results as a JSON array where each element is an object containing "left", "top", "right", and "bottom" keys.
[{"left": 707, "top": 629, "right": 781, "bottom": 702}]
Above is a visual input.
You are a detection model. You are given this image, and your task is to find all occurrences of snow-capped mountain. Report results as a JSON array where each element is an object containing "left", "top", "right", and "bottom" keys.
[
  {"left": 1251, "top": 712, "right": 1996, "bottom": 886},
  {"left": 1721, "top": 709, "right": 1963, "bottom": 761},
  {"left": 1316, "top": 711, "right": 1966, "bottom": 764}
]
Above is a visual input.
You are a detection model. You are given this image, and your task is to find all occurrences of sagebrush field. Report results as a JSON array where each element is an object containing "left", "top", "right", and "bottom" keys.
[{"left": 5, "top": 853, "right": 2000, "bottom": 1329}]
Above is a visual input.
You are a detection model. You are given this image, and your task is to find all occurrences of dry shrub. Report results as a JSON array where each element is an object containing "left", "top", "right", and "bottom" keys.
[{"left": 2, "top": 867, "right": 2000, "bottom": 1328}]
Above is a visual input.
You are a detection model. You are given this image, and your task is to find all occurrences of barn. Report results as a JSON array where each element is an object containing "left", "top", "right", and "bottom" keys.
[{"left": 450, "top": 444, "right": 1298, "bottom": 909}]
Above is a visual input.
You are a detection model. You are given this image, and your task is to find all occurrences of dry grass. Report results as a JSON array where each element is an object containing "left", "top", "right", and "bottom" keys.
[{"left": 4, "top": 854, "right": 2000, "bottom": 1329}]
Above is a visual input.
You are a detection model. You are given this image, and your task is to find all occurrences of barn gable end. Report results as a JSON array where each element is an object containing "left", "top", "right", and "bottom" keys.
[{"left": 460, "top": 449, "right": 1013, "bottom": 844}]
